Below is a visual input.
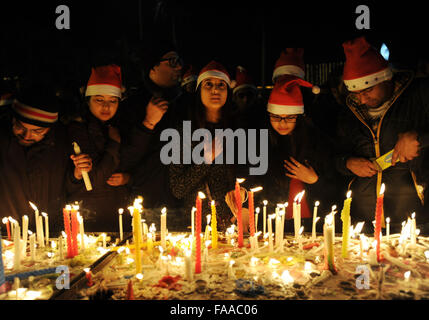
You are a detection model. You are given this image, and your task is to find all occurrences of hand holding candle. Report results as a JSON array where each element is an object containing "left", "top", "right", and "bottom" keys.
[{"left": 72, "top": 142, "right": 93, "bottom": 191}]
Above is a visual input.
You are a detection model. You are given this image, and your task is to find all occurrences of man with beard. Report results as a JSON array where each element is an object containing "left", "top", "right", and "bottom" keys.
[
  {"left": 117, "top": 36, "right": 190, "bottom": 209},
  {"left": 0, "top": 86, "right": 70, "bottom": 229},
  {"left": 335, "top": 36, "right": 429, "bottom": 233}
]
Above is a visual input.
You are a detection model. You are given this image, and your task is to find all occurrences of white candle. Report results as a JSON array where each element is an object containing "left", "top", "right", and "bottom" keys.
[
  {"left": 29, "top": 202, "right": 44, "bottom": 248},
  {"left": 263, "top": 200, "right": 267, "bottom": 236},
  {"left": 386, "top": 217, "right": 390, "bottom": 242},
  {"left": 312, "top": 201, "right": 320, "bottom": 240},
  {"left": 13, "top": 223, "right": 21, "bottom": 270},
  {"left": 161, "top": 207, "right": 167, "bottom": 249},
  {"left": 29, "top": 231, "right": 36, "bottom": 261},
  {"left": 411, "top": 212, "right": 416, "bottom": 245},
  {"left": 118, "top": 208, "right": 124, "bottom": 241},
  {"left": 228, "top": 260, "right": 236, "bottom": 279},
  {"left": 38, "top": 215, "right": 45, "bottom": 248},
  {"left": 203, "top": 240, "right": 211, "bottom": 264},
  {"left": 191, "top": 207, "right": 196, "bottom": 239},
  {"left": 41, "top": 212, "right": 49, "bottom": 246},
  {"left": 331, "top": 205, "right": 337, "bottom": 238},
  {"left": 21, "top": 215, "right": 28, "bottom": 259},
  {"left": 281, "top": 203, "right": 287, "bottom": 242},
  {"left": 204, "top": 214, "right": 211, "bottom": 242},
  {"left": 185, "top": 249, "right": 193, "bottom": 281},
  {"left": 72, "top": 142, "right": 93, "bottom": 191},
  {"left": 268, "top": 214, "right": 274, "bottom": 253},
  {"left": 255, "top": 207, "right": 260, "bottom": 233},
  {"left": 58, "top": 235, "right": 63, "bottom": 260},
  {"left": 298, "top": 226, "right": 304, "bottom": 250},
  {"left": 275, "top": 206, "right": 282, "bottom": 249},
  {"left": 78, "top": 213, "right": 85, "bottom": 250}
]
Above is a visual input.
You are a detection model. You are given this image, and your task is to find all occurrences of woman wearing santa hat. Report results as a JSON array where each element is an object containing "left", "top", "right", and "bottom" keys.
[
  {"left": 169, "top": 60, "right": 248, "bottom": 231},
  {"left": 257, "top": 75, "right": 340, "bottom": 232},
  {"left": 66, "top": 64, "right": 130, "bottom": 231}
]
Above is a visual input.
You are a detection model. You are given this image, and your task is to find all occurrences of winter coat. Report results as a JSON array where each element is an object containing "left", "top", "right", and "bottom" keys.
[
  {"left": 66, "top": 112, "right": 130, "bottom": 231},
  {"left": 117, "top": 77, "right": 190, "bottom": 209},
  {"left": 0, "top": 111, "right": 70, "bottom": 231},
  {"left": 335, "top": 71, "right": 429, "bottom": 231}
]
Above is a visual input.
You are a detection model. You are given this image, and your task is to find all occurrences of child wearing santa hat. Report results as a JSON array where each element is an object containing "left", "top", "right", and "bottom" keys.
[
  {"left": 256, "top": 75, "right": 339, "bottom": 232},
  {"left": 66, "top": 64, "right": 130, "bottom": 231}
]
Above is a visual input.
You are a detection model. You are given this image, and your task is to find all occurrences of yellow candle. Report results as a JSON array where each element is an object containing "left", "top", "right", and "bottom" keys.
[
  {"left": 210, "top": 201, "right": 218, "bottom": 249},
  {"left": 133, "top": 206, "right": 143, "bottom": 274},
  {"left": 341, "top": 191, "right": 352, "bottom": 258}
]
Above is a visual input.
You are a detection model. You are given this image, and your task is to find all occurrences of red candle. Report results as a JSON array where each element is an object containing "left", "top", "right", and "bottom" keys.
[
  {"left": 71, "top": 207, "right": 79, "bottom": 257},
  {"left": 63, "top": 206, "right": 74, "bottom": 258},
  {"left": 195, "top": 192, "right": 205, "bottom": 274},
  {"left": 235, "top": 180, "right": 243, "bottom": 248},
  {"left": 374, "top": 183, "right": 385, "bottom": 262},
  {"left": 248, "top": 191, "right": 255, "bottom": 237},
  {"left": 84, "top": 268, "right": 93, "bottom": 286},
  {"left": 5, "top": 218, "right": 11, "bottom": 241}
]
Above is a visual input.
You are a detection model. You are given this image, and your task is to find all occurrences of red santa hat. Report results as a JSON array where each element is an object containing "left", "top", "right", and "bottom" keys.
[
  {"left": 267, "top": 75, "right": 318, "bottom": 115},
  {"left": 272, "top": 48, "right": 305, "bottom": 82},
  {"left": 342, "top": 36, "right": 393, "bottom": 92},
  {"left": 233, "top": 66, "right": 257, "bottom": 94},
  {"left": 181, "top": 65, "right": 198, "bottom": 87},
  {"left": 85, "top": 64, "right": 124, "bottom": 98},
  {"left": 196, "top": 60, "right": 235, "bottom": 89}
]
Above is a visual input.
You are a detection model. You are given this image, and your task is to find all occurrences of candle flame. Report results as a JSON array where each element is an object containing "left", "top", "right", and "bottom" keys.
[
  {"left": 346, "top": 190, "right": 352, "bottom": 199},
  {"left": 255, "top": 207, "right": 260, "bottom": 214},
  {"left": 298, "top": 190, "right": 305, "bottom": 203},
  {"left": 83, "top": 268, "right": 90, "bottom": 273},
  {"left": 294, "top": 193, "right": 300, "bottom": 202},
  {"left": 284, "top": 202, "right": 288, "bottom": 208},
  {"left": 236, "top": 178, "right": 245, "bottom": 184},
  {"left": 299, "top": 226, "right": 304, "bottom": 235},
  {"left": 136, "top": 273, "right": 143, "bottom": 280},
  {"left": 28, "top": 230, "right": 33, "bottom": 235},
  {"left": 424, "top": 251, "right": 429, "bottom": 260},
  {"left": 72, "top": 204, "right": 79, "bottom": 211},
  {"left": 192, "top": 206, "right": 196, "bottom": 214},
  {"left": 281, "top": 270, "right": 294, "bottom": 285},
  {"left": 41, "top": 212, "right": 47, "bottom": 218},
  {"left": 386, "top": 217, "right": 390, "bottom": 223},
  {"left": 29, "top": 202, "right": 38, "bottom": 211},
  {"left": 304, "top": 261, "right": 312, "bottom": 272},
  {"left": 198, "top": 191, "right": 206, "bottom": 199},
  {"left": 65, "top": 204, "right": 71, "bottom": 211},
  {"left": 229, "top": 260, "right": 235, "bottom": 266},
  {"left": 325, "top": 214, "right": 333, "bottom": 226},
  {"left": 263, "top": 200, "right": 268, "bottom": 205},
  {"left": 315, "top": 201, "right": 320, "bottom": 207},
  {"left": 2, "top": 217, "right": 7, "bottom": 224},
  {"left": 315, "top": 216, "right": 320, "bottom": 223},
  {"left": 205, "top": 240, "right": 211, "bottom": 247},
  {"left": 380, "top": 183, "right": 385, "bottom": 195},
  {"left": 211, "top": 200, "right": 215, "bottom": 206},
  {"left": 118, "top": 208, "right": 124, "bottom": 214},
  {"left": 411, "top": 212, "right": 416, "bottom": 219},
  {"left": 250, "top": 186, "right": 263, "bottom": 192},
  {"left": 404, "top": 271, "right": 411, "bottom": 280},
  {"left": 268, "top": 214, "right": 276, "bottom": 220},
  {"left": 161, "top": 207, "right": 167, "bottom": 215}
]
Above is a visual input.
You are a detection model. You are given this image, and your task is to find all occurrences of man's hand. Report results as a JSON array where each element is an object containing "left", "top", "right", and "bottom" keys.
[
  {"left": 106, "top": 173, "right": 130, "bottom": 186},
  {"left": 71, "top": 154, "right": 92, "bottom": 180},
  {"left": 346, "top": 157, "right": 378, "bottom": 177},
  {"left": 391, "top": 131, "right": 420, "bottom": 165},
  {"left": 142, "top": 96, "right": 169, "bottom": 130}
]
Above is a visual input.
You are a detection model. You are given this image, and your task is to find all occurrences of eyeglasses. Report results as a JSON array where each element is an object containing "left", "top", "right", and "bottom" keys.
[
  {"left": 159, "top": 56, "right": 184, "bottom": 68},
  {"left": 269, "top": 114, "right": 299, "bottom": 123},
  {"left": 12, "top": 118, "right": 49, "bottom": 137},
  {"left": 201, "top": 80, "right": 228, "bottom": 91}
]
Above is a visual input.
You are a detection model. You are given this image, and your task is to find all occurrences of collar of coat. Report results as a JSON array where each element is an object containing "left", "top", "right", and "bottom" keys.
[{"left": 345, "top": 70, "right": 414, "bottom": 124}]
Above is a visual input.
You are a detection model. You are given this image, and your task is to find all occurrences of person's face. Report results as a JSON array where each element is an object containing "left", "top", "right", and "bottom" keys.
[
  {"left": 12, "top": 117, "right": 50, "bottom": 146},
  {"left": 233, "top": 88, "right": 257, "bottom": 110},
  {"left": 350, "top": 81, "right": 392, "bottom": 108},
  {"left": 269, "top": 113, "right": 298, "bottom": 136},
  {"left": 88, "top": 95, "right": 119, "bottom": 122},
  {"left": 200, "top": 78, "right": 228, "bottom": 111},
  {"left": 150, "top": 51, "right": 183, "bottom": 88}
]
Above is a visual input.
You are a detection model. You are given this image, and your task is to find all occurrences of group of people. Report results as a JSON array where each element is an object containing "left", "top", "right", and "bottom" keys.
[{"left": 1, "top": 35, "right": 428, "bottom": 235}]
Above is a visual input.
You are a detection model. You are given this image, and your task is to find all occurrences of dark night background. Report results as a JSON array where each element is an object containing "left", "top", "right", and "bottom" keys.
[{"left": 0, "top": 1, "right": 427, "bottom": 91}]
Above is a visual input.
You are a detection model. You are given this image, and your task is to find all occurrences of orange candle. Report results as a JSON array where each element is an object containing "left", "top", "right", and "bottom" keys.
[
  {"left": 235, "top": 179, "right": 244, "bottom": 248},
  {"left": 63, "top": 206, "right": 73, "bottom": 258},
  {"left": 374, "top": 183, "right": 385, "bottom": 262},
  {"left": 195, "top": 192, "right": 205, "bottom": 273}
]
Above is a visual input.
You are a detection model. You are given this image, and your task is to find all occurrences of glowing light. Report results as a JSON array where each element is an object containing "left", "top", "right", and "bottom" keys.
[
  {"left": 380, "top": 183, "right": 385, "bottom": 195},
  {"left": 346, "top": 190, "right": 352, "bottom": 199},
  {"left": 136, "top": 273, "right": 143, "bottom": 281},
  {"left": 404, "top": 271, "right": 411, "bottom": 281},
  {"left": 118, "top": 208, "right": 124, "bottom": 214},
  {"left": 281, "top": 270, "right": 294, "bottom": 285},
  {"left": 250, "top": 186, "right": 263, "bottom": 192},
  {"left": 263, "top": 200, "right": 268, "bottom": 206},
  {"left": 236, "top": 178, "right": 245, "bottom": 184},
  {"left": 29, "top": 202, "right": 38, "bottom": 211},
  {"left": 315, "top": 201, "right": 320, "bottom": 207}
]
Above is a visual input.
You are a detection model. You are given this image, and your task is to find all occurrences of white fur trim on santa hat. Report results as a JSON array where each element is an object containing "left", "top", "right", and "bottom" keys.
[
  {"left": 196, "top": 70, "right": 231, "bottom": 88},
  {"left": 272, "top": 65, "right": 305, "bottom": 82},
  {"left": 344, "top": 68, "right": 393, "bottom": 92},
  {"left": 233, "top": 83, "right": 257, "bottom": 94},
  {"left": 85, "top": 84, "right": 122, "bottom": 98},
  {"left": 267, "top": 103, "right": 304, "bottom": 115}
]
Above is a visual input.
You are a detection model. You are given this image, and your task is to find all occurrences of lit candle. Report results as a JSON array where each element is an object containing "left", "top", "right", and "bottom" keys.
[
  {"left": 195, "top": 192, "right": 205, "bottom": 274},
  {"left": 118, "top": 208, "right": 124, "bottom": 241},
  {"left": 311, "top": 201, "right": 320, "bottom": 241},
  {"left": 374, "top": 183, "right": 385, "bottom": 262},
  {"left": 63, "top": 205, "right": 73, "bottom": 258},
  {"left": 41, "top": 212, "right": 49, "bottom": 246},
  {"left": 235, "top": 178, "right": 245, "bottom": 248},
  {"left": 21, "top": 216, "right": 28, "bottom": 259},
  {"left": 132, "top": 205, "right": 143, "bottom": 274},
  {"left": 323, "top": 214, "right": 336, "bottom": 273},
  {"left": 341, "top": 190, "right": 352, "bottom": 258},
  {"left": 210, "top": 201, "right": 218, "bottom": 249},
  {"left": 84, "top": 268, "right": 93, "bottom": 286},
  {"left": 268, "top": 214, "right": 275, "bottom": 253},
  {"left": 297, "top": 191, "right": 304, "bottom": 239},
  {"left": 248, "top": 187, "right": 263, "bottom": 238},
  {"left": 72, "top": 142, "right": 93, "bottom": 191},
  {"left": 331, "top": 205, "right": 337, "bottom": 237},
  {"left": 411, "top": 212, "right": 417, "bottom": 245},
  {"left": 386, "top": 217, "right": 390, "bottom": 242},
  {"left": 275, "top": 205, "right": 282, "bottom": 249},
  {"left": 29, "top": 202, "right": 44, "bottom": 248},
  {"left": 204, "top": 215, "right": 211, "bottom": 242},
  {"left": 293, "top": 192, "right": 302, "bottom": 240},
  {"left": 191, "top": 207, "right": 196, "bottom": 240},
  {"left": 161, "top": 207, "right": 167, "bottom": 249},
  {"left": 2, "top": 217, "right": 11, "bottom": 241},
  {"left": 263, "top": 200, "right": 268, "bottom": 236},
  {"left": 203, "top": 240, "right": 211, "bottom": 264}
]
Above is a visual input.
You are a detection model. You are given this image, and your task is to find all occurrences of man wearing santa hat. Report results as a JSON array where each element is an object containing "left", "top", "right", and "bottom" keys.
[
  {"left": 0, "top": 85, "right": 70, "bottom": 227},
  {"left": 336, "top": 36, "right": 429, "bottom": 232}
]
